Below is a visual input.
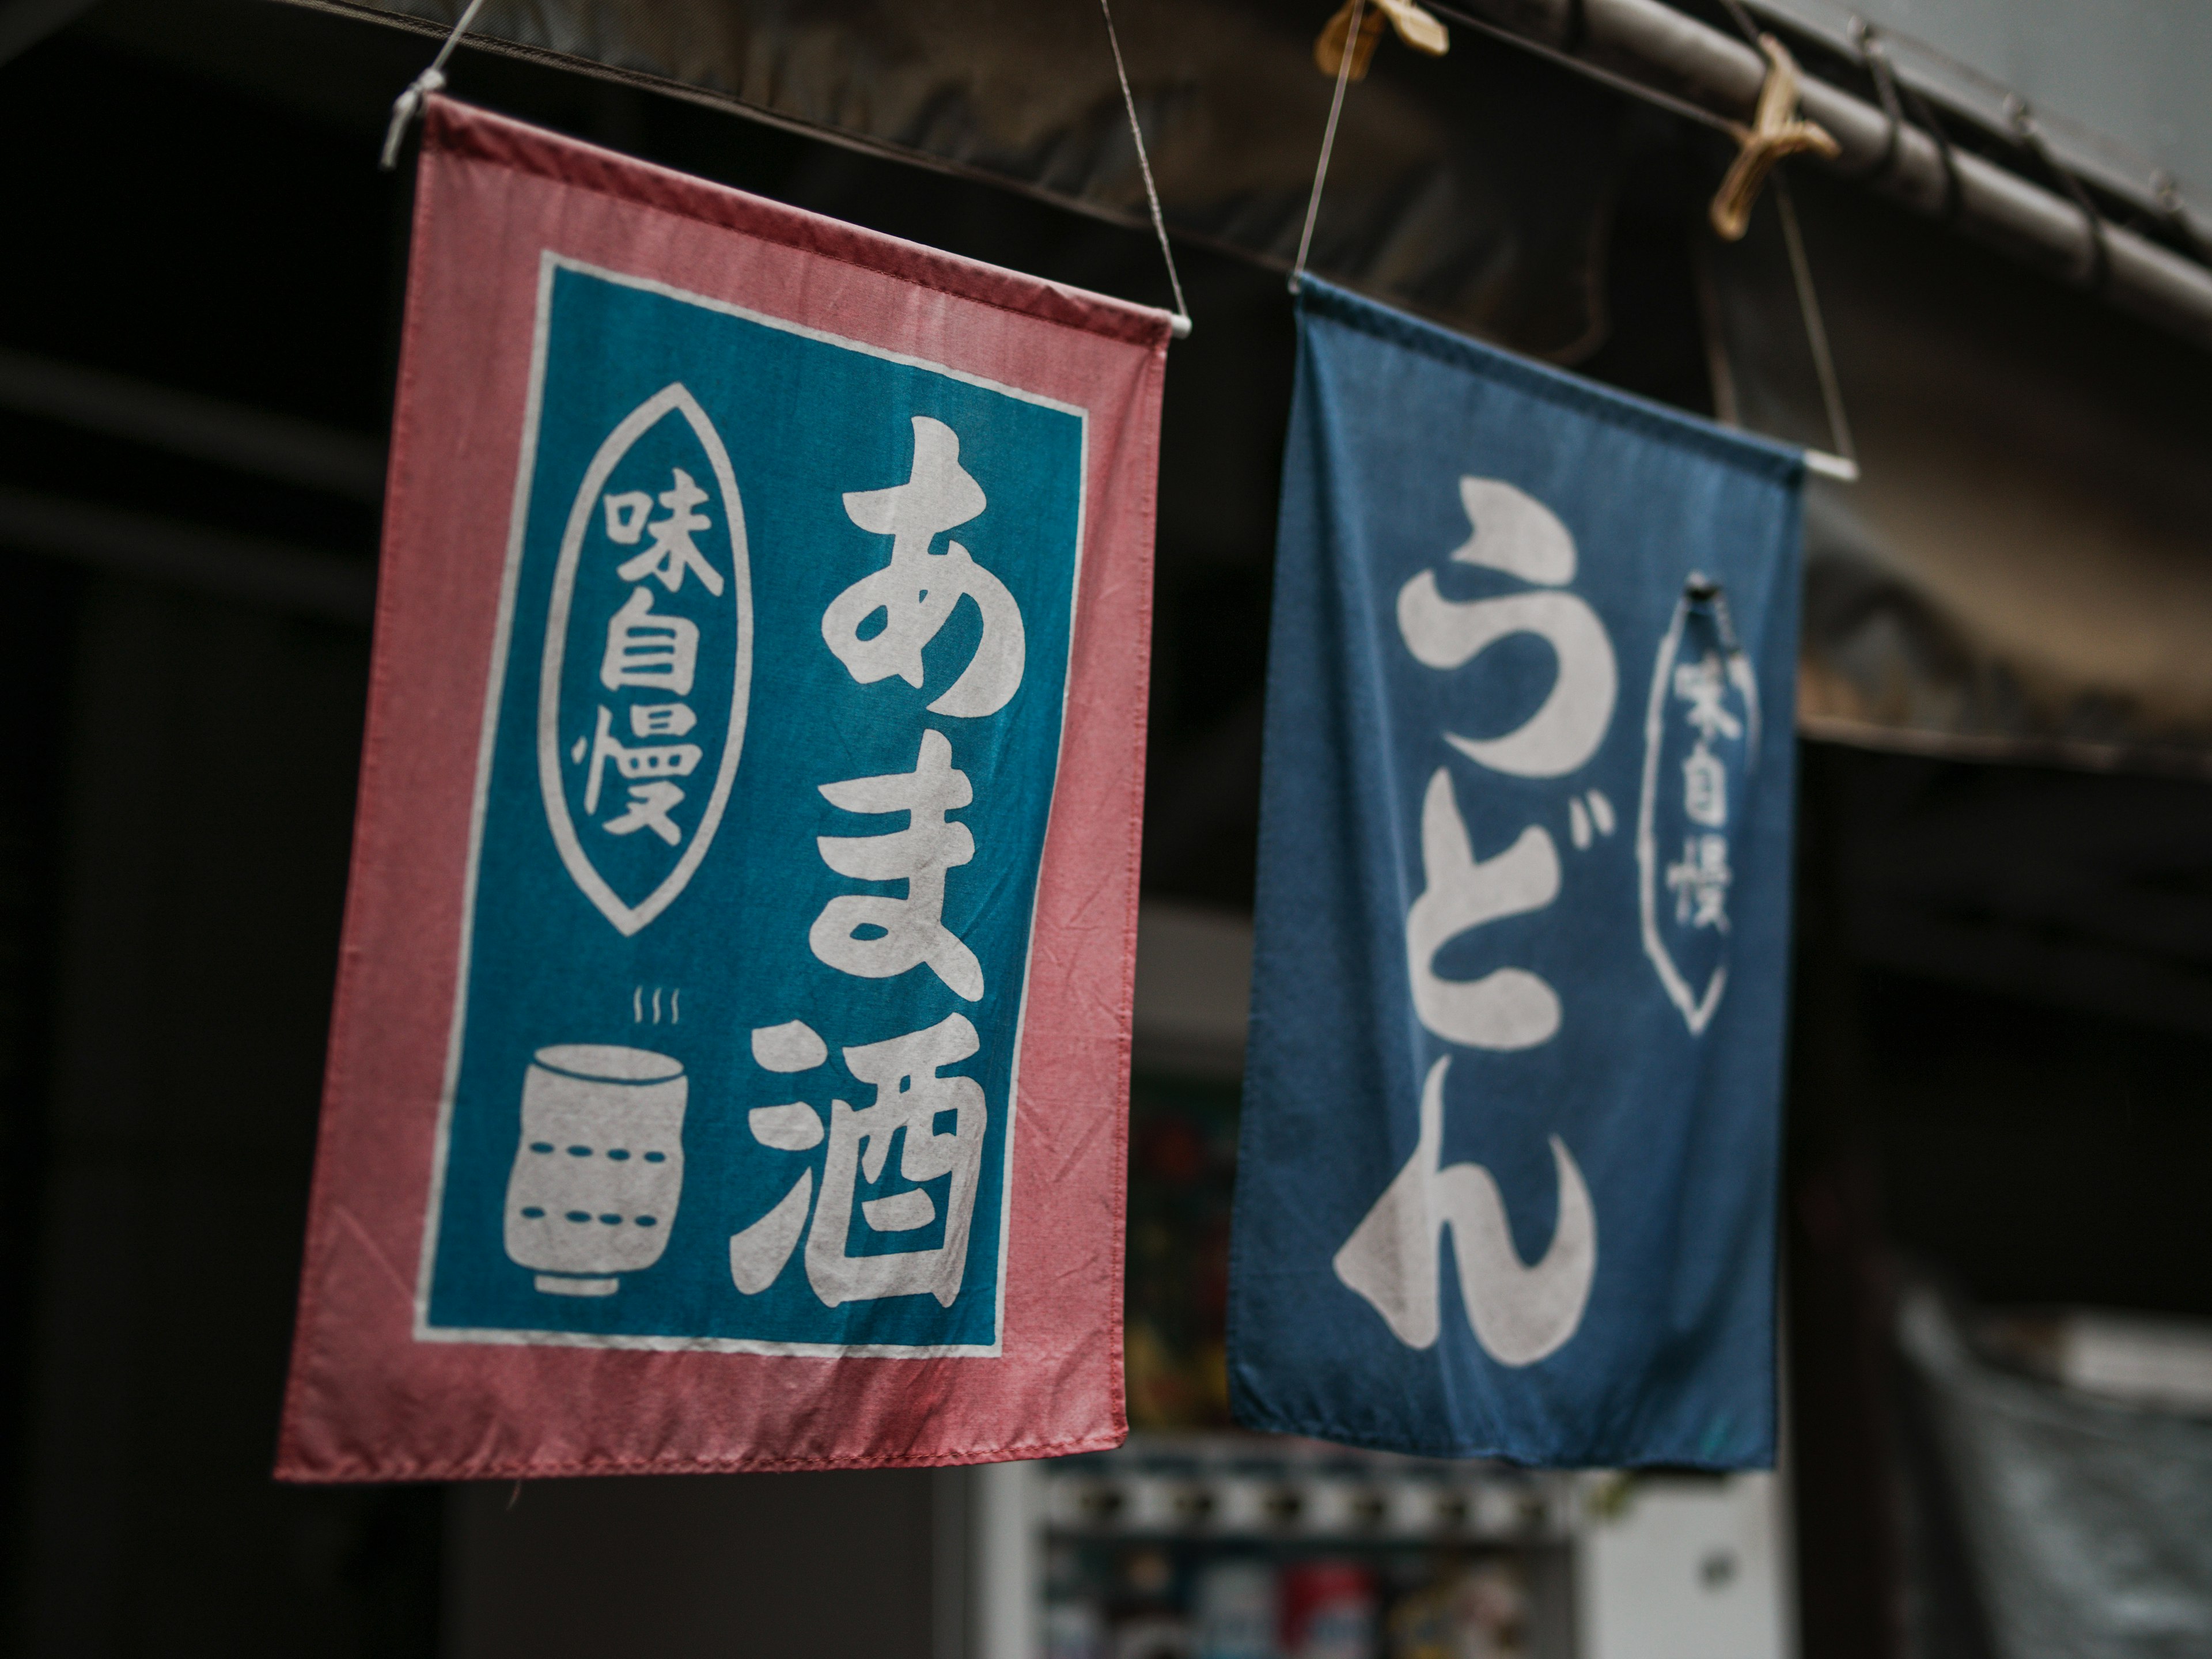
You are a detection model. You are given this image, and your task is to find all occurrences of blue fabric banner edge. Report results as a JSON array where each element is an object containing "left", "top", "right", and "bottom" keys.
[{"left": 1296, "top": 277, "right": 1806, "bottom": 484}]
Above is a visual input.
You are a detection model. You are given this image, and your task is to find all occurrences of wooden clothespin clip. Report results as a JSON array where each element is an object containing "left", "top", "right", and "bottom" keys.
[
  {"left": 1316, "top": 0, "right": 1448, "bottom": 81},
  {"left": 1709, "top": 36, "right": 1840, "bottom": 240}
]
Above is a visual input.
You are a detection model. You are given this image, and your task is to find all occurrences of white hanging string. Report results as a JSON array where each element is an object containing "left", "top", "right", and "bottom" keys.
[
  {"left": 1097, "top": 0, "right": 1192, "bottom": 339},
  {"left": 1290, "top": 0, "right": 1365, "bottom": 294},
  {"left": 380, "top": 0, "right": 489, "bottom": 171},
  {"left": 1772, "top": 176, "right": 1859, "bottom": 482}
]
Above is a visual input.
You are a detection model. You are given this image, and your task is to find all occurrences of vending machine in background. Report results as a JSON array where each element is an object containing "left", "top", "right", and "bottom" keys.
[
  {"left": 959, "top": 1442, "right": 1789, "bottom": 1659},
  {"left": 438, "top": 903, "right": 1792, "bottom": 1659},
  {"left": 1021, "top": 1438, "right": 1578, "bottom": 1658},
  {"left": 944, "top": 905, "right": 1794, "bottom": 1659}
]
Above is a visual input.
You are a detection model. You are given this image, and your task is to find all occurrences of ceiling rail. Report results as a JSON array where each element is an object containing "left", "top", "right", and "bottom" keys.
[{"left": 1441, "top": 0, "right": 2212, "bottom": 349}]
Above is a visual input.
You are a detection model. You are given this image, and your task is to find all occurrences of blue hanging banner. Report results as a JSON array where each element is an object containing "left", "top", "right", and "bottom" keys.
[{"left": 1229, "top": 280, "right": 1803, "bottom": 1468}]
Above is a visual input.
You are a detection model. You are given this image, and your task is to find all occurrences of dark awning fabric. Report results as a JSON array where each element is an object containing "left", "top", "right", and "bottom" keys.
[
  {"left": 278, "top": 0, "right": 1631, "bottom": 360},
  {"left": 271, "top": 1, "right": 2212, "bottom": 770},
  {"left": 1707, "top": 172, "right": 2212, "bottom": 771},
  {"left": 1750, "top": 0, "right": 2211, "bottom": 240}
]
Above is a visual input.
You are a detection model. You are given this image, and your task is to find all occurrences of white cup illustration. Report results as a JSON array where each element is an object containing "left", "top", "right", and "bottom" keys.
[{"left": 503, "top": 1044, "right": 686, "bottom": 1296}]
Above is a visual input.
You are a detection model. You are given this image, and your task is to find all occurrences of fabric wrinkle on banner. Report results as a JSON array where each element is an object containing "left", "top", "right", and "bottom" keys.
[
  {"left": 278, "top": 96, "right": 1169, "bottom": 1480},
  {"left": 1229, "top": 279, "right": 1802, "bottom": 1469}
]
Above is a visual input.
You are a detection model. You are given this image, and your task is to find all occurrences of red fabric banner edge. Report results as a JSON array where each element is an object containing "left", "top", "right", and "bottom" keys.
[
  {"left": 423, "top": 96, "right": 1178, "bottom": 351},
  {"left": 270, "top": 99, "right": 1164, "bottom": 1482}
]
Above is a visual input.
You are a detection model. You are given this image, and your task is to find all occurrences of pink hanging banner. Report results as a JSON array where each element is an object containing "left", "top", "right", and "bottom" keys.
[{"left": 276, "top": 97, "right": 1168, "bottom": 1480}]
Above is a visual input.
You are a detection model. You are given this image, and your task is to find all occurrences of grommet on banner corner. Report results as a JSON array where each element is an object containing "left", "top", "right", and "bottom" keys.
[
  {"left": 1681, "top": 571, "right": 1746, "bottom": 656},
  {"left": 378, "top": 0, "right": 488, "bottom": 171}
]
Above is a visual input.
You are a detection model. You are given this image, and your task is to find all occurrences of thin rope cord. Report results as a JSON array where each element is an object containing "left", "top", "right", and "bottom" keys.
[
  {"left": 1637, "top": 0, "right": 1858, "bottom": 473},
  {"left": 1097, "top": 0, "right": 1191, "bottom": 336},
  {"left": 1290, "top": 0, "right": 1364, "bottom": 294},
  {"left": 380, "top": 0, "right": 489, "bottom": 169},
  {"left": 1774, "top": 175, "right": 1857, "bottom": 472},
  {"left": 426, "top": 0, "right": 488, "bottom": 78},
  {"left": 1714, "top": 0, "right": 1763, "bottom": 49}
]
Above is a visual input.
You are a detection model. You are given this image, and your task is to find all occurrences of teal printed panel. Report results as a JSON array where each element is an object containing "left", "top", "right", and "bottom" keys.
[{"left": 421, "top": 259, "right": 1085, "bottom": 1354}]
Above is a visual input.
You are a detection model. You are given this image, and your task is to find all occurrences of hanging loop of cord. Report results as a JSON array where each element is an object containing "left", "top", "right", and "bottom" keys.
[
  {"left": 1838, "top": 18, "right": 1904, "bottom": 183},
  {"left": 380, "top": 0, "right": 488, "bottom": 171},
  {"left": 1097, "top": 0, "right": 1192, "bottom": 339},
  {"left": 1708, "top": 34, "right": 1839, "bottom": 241},
  {"left": 1291, "top": 0, "right": 1364, "bottom": 293},
  {"left": 2006, "top": 96, "right": 2111, "bottom": 294}
]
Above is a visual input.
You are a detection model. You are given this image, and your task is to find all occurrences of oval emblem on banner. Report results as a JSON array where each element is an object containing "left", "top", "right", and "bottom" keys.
[
  {"left": 1635, "top": 582, "right": 1758, "bottom": 1035},
  {"left": 536, "top": 383, "right": 752, "bottom": 936}
]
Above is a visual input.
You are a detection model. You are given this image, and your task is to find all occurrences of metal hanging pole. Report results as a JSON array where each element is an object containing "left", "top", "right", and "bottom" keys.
[{"left": 1427, "top": 0, "right": 2212, "bottom": 350}]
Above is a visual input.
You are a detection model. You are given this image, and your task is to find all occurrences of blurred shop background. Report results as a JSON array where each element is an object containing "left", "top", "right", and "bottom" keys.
[{"left": 4, "top": 1, "right": 2211, "bottom": 1656}]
